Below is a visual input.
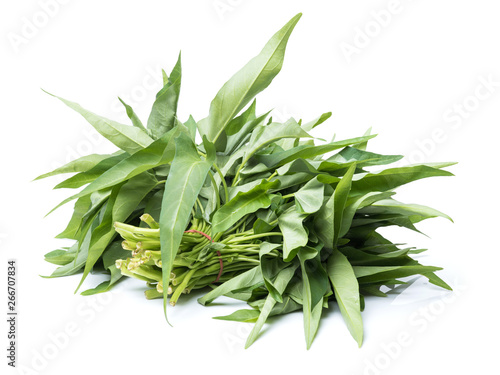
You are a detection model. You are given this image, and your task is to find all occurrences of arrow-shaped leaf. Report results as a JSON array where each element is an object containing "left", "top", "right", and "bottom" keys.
[
  {"left": 200, "top": 13, "right": 302, "bottom": 143},
  {"left": 159, "top": 133, "right": 215, "bottom": 317}
]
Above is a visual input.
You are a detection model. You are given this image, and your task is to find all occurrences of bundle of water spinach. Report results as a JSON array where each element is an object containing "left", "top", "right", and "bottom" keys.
[{"left": 38, "top": 13, "right": 454, "bottom": 349}]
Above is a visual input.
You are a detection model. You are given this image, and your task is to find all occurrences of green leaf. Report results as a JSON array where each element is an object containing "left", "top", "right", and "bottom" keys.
[
  {"left": 185, "top": 115, "right": 197, "bottom": 141},
  {"left": 297, "top": 247, "right": 329, "bottom": 349},
  {"left": 259, "top": 241, "right": 281, "bottom": 258},
  {"left": 198, "top": 266, "right": 262, "bottom": 305},
  {"left": 53, "top": 152, "right": 128, "bottom": 189},
  {"left": 34, "top": 153, "right": 116, "bottom": 180},
  {"left": 213, "top": 309, "right": 260, "bottom": 323},
  {"left": 118, "top": 97, "right": 147, "bottom": 132},
  {"left": 353, "top": 265, "right": 443, "bottom": 283},
  {"left": 313, "top": 194, "right": 334, "bottom": 248},
  {"left": 339, "top": 192, "right": 395, "bottom": 238},
  {"left": 327, "top": 249, "right": 363, "bottom": 347},
  {"left": 245, "top": 264, "right": 298, "bottom": 348},
  {"left": 210, "top": 100, "right": 260, "bottom": 153},
  {"left": 57, "top": 189, "right": 111, "bottom": 242},
  {"left": 212, "top": 179, "right": 280, "bottom": 233},
  {"left": 244, "top": 119, "right": 311, "bottom": 166},
  {"left": 48, "top": 126, "right": 183, "bottom": 213},
  {"left": 294, "top": 176, "right": 324, "bottom": 214},
  {"left": 44, "top": 249, "right": 76, "bottom": 266},
  {"left": 79, "top": 280, "right": 114, "bottom": 296},
  {"left": 232, "top": 118, "right": 313, "bottom": 184},
  {"left": 142, "top": 190, "right": 163, "bottom": 223},
  {"left": 44, "top": 91, "right": 154, "bottom": 154},
  {"left": 333, "top": 163, "right": 356, "bottom": 246},
  {"left": 318, "top": 147, "right": 402, "bottom": 171},
  {"left": 159, "top": 134, "right": 215, "bottom": 315},
  {"left": 225, "top": 100, "right": 257, "bottom": 136},
  {"left": 351, "top": 165, "right": 454, "bottom": 193},
  {"left": 80, "top": 242, "right": 129, "bottom": 295},
  {"left": 276, "top": 158, "right": 320, "bottom": 176},
  {"left": 255, "top": 135, "right": 375, "bottom": 174},
  {"left": 43, "top": 226, "right": 95, "bottom": 278},
  {"left": 55, "top": 195, "right": 92, "bottom": 239},
  {"left": 360, "top": 198, "right": 453, "bottom": 223},
  {"left": 278, "top": 207, "right": 308, "bottom": 261},
  {"left": 227, "top": 179, "right": 266, "bottom": 200},
  {"left": 76, "top": 172, "right": 158, "bottom": 291},
  {"left": 313, "top": 162, "right": 356, "bottom": 249},
  {"left": 254, "top": 135, "right": 376, "bottom": 170},
  {"left": 403, "top": 258, "right": 452, "bottom": 290},
  {"left": 162, "top": 69, "right": 168, "bottom": 85},
  {"left": 354, "top": 127, "right": 372, "bottom": 151},
  {"left": 339, "top": 246, "right": 412, "bottom": 265},
  {"left": 260, "top": 255, "right": 291, "bottom": 303},
  {"left": 200, "top": 13, "right": 302, "bottom": 143},
  {"left": 225, "top": 112, "right": 270, "bottom": 155},
  {"left": 301, "top": 112, "right": 332, "bottom": 132},
  {"left": 147, "top": 53, "right": 182, "bottom": 139},
  {"left": 268, "top": 295, "right": 302, "bottom": 316},
  {"left": 275, "top": 173, "right": 315, "bottom": 190}
]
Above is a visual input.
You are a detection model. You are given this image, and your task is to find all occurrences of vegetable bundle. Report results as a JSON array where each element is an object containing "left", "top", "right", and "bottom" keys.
[{"left": 39, "top": 13, "right": 454, "bottom": 349}]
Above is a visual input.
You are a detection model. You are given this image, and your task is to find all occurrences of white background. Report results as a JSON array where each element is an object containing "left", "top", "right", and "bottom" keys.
[{"left": 1, "top": 1, "right": 499, "bottom": 374}]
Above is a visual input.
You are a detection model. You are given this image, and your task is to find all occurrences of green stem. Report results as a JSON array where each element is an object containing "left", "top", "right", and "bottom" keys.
[
  {"left": 170, "top": 269, "right": 196, "bottom": 306},
  {"left": 227, "top": 232, "right": 283, "bottom": 243},
  {"left": 129, "top": 265, "right": 162, "bottom": 282},
  {"left": 208, "top": 171, "right": 220, "bottom": 210},
  {"left": 145, "top": 288, "right": 163, "bottom": 300},
  {"left": 213, "top": 163, "right": 229, "bottom": 204},
  {"left": 231, "top": 167, "right": 243, "bottom": 187},
  {"left": 196, "top": 197, "right": 205, "bottom": 215},
  {"left": 267, "top": 171, "right": 278, "bottom": 181},
  {"left": 155, "top": 180, "right": 166, "bottom": 188}
]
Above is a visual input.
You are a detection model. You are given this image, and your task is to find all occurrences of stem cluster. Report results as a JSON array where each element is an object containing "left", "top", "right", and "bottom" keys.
[{"left": 114, "top": 214, "right": 279, "bottom": 306}]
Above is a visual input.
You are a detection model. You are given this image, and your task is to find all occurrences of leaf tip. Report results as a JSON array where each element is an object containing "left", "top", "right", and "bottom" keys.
[
  {"left": 41, "top": 88, "right": 53, "bottom": 96},
  {"left": 74, "top": 276, "right": 86, "bottom": 294},
  {"left": 161, "top": 288, "right": 174, "bottom": 326},
  {"left": 244, "top": 338, "right": 254, "bottom": 349}
]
